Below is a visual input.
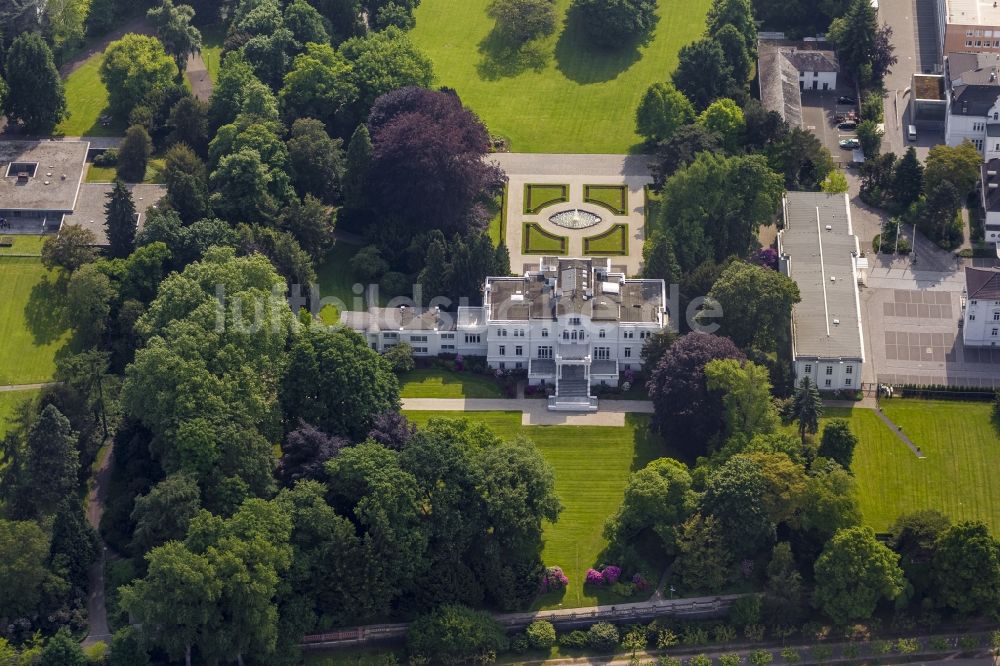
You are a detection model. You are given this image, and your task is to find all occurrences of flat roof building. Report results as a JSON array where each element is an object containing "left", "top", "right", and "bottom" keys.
[
  {"left": 778, "top": 192, "right": 865, "bottom": 391},
  {"left": 938, "top": 0, "right": 1000, "bottom": 55}
]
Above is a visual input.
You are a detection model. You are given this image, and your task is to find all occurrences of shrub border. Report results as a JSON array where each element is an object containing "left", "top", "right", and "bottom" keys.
[
  {"left": 522, "top": 222, "right": 568, "bottom": 255},
  {"left": 584, "top": 224, "right": 628, "bottom": 256},
  {"left": 584, "top": 184, "right": 628, "bottom": 215},
  {"left": 523, "top": 183, "right": 569, "bottom": 214}
]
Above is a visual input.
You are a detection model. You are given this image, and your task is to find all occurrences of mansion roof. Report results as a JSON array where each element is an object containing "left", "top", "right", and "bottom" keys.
[{"left": 966, "top": 266, "right": 1000, "bottom": 299}]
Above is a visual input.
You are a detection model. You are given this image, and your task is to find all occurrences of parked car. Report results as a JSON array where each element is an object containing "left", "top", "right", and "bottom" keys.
[
  {"left": 838, "top": 120, "right": 857, "bottom": 130},
  {"left": 837, "top": 96, "right": 857, "bottom": 105},
  {"left": 839, "top": 138, "right": 861, "bottom": 149}
]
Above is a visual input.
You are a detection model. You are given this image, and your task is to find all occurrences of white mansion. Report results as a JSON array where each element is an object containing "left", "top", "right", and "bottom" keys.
[
  {"left": 962, "top": 266, "right": 1000, "bottom": 345},
  {"left": 341, "top": 257, "right": 668, "bottom": 411}
]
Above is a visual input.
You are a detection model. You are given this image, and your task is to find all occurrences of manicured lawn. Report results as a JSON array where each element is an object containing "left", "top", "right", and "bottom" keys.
[
  {"left": 404, "top": 410, "right": 666, "bottom": 608},
  {"left": 487, "top": 185, "right": 508, "bottom": 247},
  {"left": 0, "top": 235, "right": 46, "bottom": 256},
  {"left": 850, "top": 399, "right": 1000, "bottom": 534},
  {"left": 0, "top": 390, "right": 37, "bottom": 439},
  {"left": 584, "top": 185, "right": 628, "bottom": 215},
  {"left": 200, "top": 25, "right": 225, "bottom": 83},
  {"left": 314, "top": 243, "right": 391, "bottom": 324},
  {"left": 410, "top": 0, "right": 711, "bottom": 152},
  {"left": 583, "top": 224, "right": 628, "bottom": 255},
  {"left": 523, "top": 184, "right": 568, "bottom": 214},
  {"left": 0, "top": 258, "right": 72, "bottom": 385},
  {"left": 85, "top": 157, "right": 166, "bottom": 184},
  {"left": 399, "top": 368, "right": 504, "bottom": 398},
  {"left": 523, "top": 222, "right": 567, "bottom": 254},
  {"left": 56, "top": 52, "right": 124, "bottom": 137}
]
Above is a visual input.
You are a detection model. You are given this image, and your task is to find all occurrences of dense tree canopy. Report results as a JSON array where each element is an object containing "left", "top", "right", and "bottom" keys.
[
  {"left": 148, "top": 0, "right": 202, "bottom": 72},
  {"left": 2, "top": 33, "right": 66, "bottom": 132},
  {"left": 367, "top": 87, "right": 505, "bottom": 235},
  {"left": 707, "top": 260, "right": 800, "bottom": 352},
  {"left": 931, "top": 521, "right": 1000, "bottom": 615},
  {"left": 339, "top": 27, "right": 435, "bottom": 115},
  {"left": 100, "top": 34, "right": 179, "bottom": 119},
  {"left": 570, "top": 0, "right": 658, "bottom": 48},
  {"left": 813, "top": 526, "right": 904, "bottom": 624},
  {"left": 636, "top": 81, "right": 695, "bottom": 143},
  {"left": 604, "top": 457, "right": 694, "bottom": 555}
]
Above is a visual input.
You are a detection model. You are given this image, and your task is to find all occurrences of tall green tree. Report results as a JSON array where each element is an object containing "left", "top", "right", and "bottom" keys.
[
  {"left": 570, "top": 0, "right": 658, "bottom": 48},
  {"left": 338, "top": 27, "right": 434, "bottom": 113},
  {"left": 209, "top": 147, "right": 278, "bottom": 222},
  {"left": 41, "top": 225, "right": 97, "bottom": 273},
  {"left": 697, "top": 97, "right": 745, "bottom": 153},
  {"left": 163, "top": 142, "right": 210, "bottom": 224},
  {"left": 636, "top": 81, "right": 695, "bottom": 143},
  {"left": 279, "top": 42, "right": 358, "bottom": 127},
  {"left": 826, "top": 0, "right": 878, "bottom": 79},
  {"left": 713, "top": 23, "right": 752, "bottom": 84},
  {"left": 763, "top": 541, "right": 804, "bottom": 624},
  {"left": 120, "top": 541, "right": 221, "bottom": 666},
  {"left": 799, "top": 462, "right": 862, "bottom": 539},
  {"left": 813, "top": 526, "right": 904, "bottom": 624},
  {"left": 672, "top": 38, "right": 736, "bottom": 111},
  {"left": 40, "top": 628, "right": 86, "bottom": 666},
  {"left": 660, "top": 153, "right": 784, "bottom": 270},
  {"left": 924, "top": 140, "right": 982, "bottom": 197},
  {"left": 100, "top": 33, "right": 179, "bottom": 118},
  {"left": 407, "top": 604, "right": 509, "bottom": 665},
  {"left": 148, "top": 0, "right": 202, "bottom": 73},
  {"left": 790, "top": 376, "right": 823, "bottom": 444},
  {"left": 931, "top": 521, "right": 1000, "bottom": 615},
  {"left": 701, "top": 455, "right": 775, "bottom": 557},
  {"left": 21, "top": 404, "right": 80, "bottom": 517},
  {"left": 131, "top": 473, "right": 201, "bottom": 554},
  {"left": 343, "top": 124, "right": 373, "bottom": 209},
  {"left": 818, "top": 419, "right": 858, "bottom": 469},
  {"left": 642, "top": 230, "right": 681, "bottom": 285},
  {"left": 117, "top": 124, "right": 153, "bottom": 182},
  {"left": 0, "top": 518, "right": 52, "bottom": 619},
  {"left": 66, "top": 263, "right": 116, "bottom": 346},
  {"left": 167, "top": 96, "right": 209, "bottom": 153},
  {"left": 2, "top": 33, "right": 67, "bottom": 132},
  {"left": 105, "top": 180, "right": 138, "bottom": 258},
  {"left": 281, "top": 326, "right": 400, "bottom": 440},
  {"left": 891, "top": 146, "right": 924, "bottom": 207},
  {"left": 705, "top": 359, "right": 780, "bottom": 442},
  {"left": 674, "top": 513, "right": 731, "bottom": 592},
  {"left": 708, "top": 261, "right": 800, "bottom": 352},
  {"left": 604, "top": 457, "right": 693, "bottom": 554},
  {"left": 287, "top": 118, "right": 345, "bottom": 204},
  {"left": 706, "top": 0, "right": 757, "bottom": 57},
  {"left": 279, "top": 194, "right": 334, "bottom": 260},
  {"left": 889, "top": 509, "right": 950, "bottom": 600}
]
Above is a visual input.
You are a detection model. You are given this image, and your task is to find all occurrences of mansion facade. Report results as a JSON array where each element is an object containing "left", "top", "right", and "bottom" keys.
[{"left": 341, "top": 257, "right": 668, "bottom": 411}]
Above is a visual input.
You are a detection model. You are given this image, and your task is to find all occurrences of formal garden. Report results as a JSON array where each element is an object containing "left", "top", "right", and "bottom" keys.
[
  {"left": 410, "top": 0, "right": 711, "bottom": 152},
  {"left": 524, "top": 183, "right": 569, "bottom": 214},
  {"left": 584, "top": 223, "right": 629, "bottom": 255},
  {"left": 585, "top": 184, "right": 628, "bottom": 215},
  {"left": 523, "top": 222, "right": 569, "bottom": 255}
]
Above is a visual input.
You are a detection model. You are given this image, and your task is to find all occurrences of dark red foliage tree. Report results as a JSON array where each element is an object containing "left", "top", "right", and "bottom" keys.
[
  {"left": 367, "top": 410, "right": 417, "bottom": 450},
  {"left": 366, "top": 87, "right": 505, "bottom": 235},
  {"left": 647, "top": 333, "right": 745, "bottom": 455},
  {"left": 277, "top": 421, "right": 348, "bottom": 486}
]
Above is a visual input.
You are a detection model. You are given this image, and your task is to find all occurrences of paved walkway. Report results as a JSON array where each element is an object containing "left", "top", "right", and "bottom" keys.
[
  {"left": 82, "top": 441, "right": 115, "bottom": 646},
  {"left": 185, "top": 51, "right": 212, "bottom": 101},
  {"left": 0, "top": 383, "right": 59, "bottom": 392},
  {"left": 400, "top": 397, "right": 654, "bottom": 426}
]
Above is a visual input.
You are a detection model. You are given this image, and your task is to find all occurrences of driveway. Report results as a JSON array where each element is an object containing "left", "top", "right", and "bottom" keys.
[
  {"left": 800, "top": 89, "right": 860, "bottom": 167},
  {"left": 879, "top": 0, "right": 943, "bottom": 157}
]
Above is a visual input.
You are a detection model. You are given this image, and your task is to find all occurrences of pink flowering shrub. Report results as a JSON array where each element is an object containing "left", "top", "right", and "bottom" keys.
[
  {"left": 540, "top": 566, "right": 569, "bottom": 593},
  {"left": 602, "top": 565, "right": 622, "bottom": 585},
  {"left": 632, "top": 573, "right": 649, "bottom": 591},
  {"left": 585, "top": 568, "right": 604, "bottom": 585}
]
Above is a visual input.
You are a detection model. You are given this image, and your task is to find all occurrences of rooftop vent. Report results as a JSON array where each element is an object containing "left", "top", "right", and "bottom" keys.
[
  {"left": 825, "top": 224, "right": 832, "bottom": 231},
  {"left": 833, "top": 318, "right": 841, "bottom": 325},
  {"left": 830, "top": 276, "right": 837, "bottom": 282},
  {"left": 991, "top": 183, "right": 999, "bottom": 189},
  {"left": 989, "top": 170, "right": 998, "bottom": 176}
]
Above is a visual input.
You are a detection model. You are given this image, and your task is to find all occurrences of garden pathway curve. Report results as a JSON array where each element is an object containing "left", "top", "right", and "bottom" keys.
[{"left": 400, "top": 397, "right": 654, "bottom": 426}]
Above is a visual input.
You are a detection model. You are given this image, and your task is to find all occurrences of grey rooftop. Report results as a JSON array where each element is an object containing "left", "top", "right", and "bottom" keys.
[
  {"left": 780, "top": 192, "right": 865, "bottom": 361},
  {"left": 0, "top": 140, "right": 89, "bottom": 213},
  {"left": 63, "top": 183, "right": 167, "bottom": 246}
]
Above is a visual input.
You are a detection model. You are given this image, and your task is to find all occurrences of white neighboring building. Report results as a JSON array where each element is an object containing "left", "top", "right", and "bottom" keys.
[
  {"left": 758, "top": 38, "right": 840, "bottom": 128},
  {"left": 943, "top": 51, "right": 1000, "bottom": 157},
  {"left": 778, "top": 192, "right": 865, "bottom": 391},
  {"left": 340, "top": 257, "right": 668, "bottom": 411},
  {"left": 962, "top": 266, "right": 1000, "bottom": 345},
  {"left": 980, "top": 159, "right": 1000, "bottom": 242}
]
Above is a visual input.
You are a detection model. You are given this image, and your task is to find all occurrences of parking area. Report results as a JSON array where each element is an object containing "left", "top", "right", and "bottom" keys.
[
  {"left": 800, "top": 89, "right": 862, "bottom": 167},
  {"left": 862, "top": 268, "right": 1000, "bottom": 388}
]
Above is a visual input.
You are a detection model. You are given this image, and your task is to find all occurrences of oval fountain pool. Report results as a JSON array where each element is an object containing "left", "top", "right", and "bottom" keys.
[{"left": 549, "top": 209, "right": 602, "bottom": 229}]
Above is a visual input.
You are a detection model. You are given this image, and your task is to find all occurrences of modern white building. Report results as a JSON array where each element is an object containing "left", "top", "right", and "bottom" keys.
[
  {"left": 943, "top": 51, "right": 1000, "bottom": 156},
  {"left": 962, "top": 266, "right": 1000, "bottom": 345},
  {"left": 778, "top": 192, "right": 865, "bottom": 391},
  {"left": 341, "top": 257, "right": 668, "bottom": 411},
  {"left": 980, "top": 159, "right": 1000, "bottom": 241}
]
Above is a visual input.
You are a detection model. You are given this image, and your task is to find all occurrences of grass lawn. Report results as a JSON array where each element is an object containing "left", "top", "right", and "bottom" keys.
[
  {"left": 584, "top": 185, "right": 628, "bottom": 215},
  {"left": 200, "top": 24, "right": 225, "bottom": 83},
  {"left": 56, "top": 52, "right": 124, "bottom": 137},
  {"left": 404, "top": 410, "right": 666, "bottom": 608},
  {"left": 487, "top": 185, "right": 508, "bottom": 247},
  {"left": 583, "top": 224, "right": 628, "bottom": 255},
  {"left": 399, "top": 368, "right": 504, "bottom": 398},
  {"left": 85, "top": 157, "right": 166, "bottom": 184},
  {"left": 850, "top": 399, "right": 1000, "bottom": 534},
  {"left": 314, "top": 243, "right": 392, "bottom": 324},
  {"left": 0, "top": 235, "right": 46, "bottom": 256},
  {"left": 0, "top": 258, "right": 72, "bottom": 385},
  {"left": 523, "top": 222, "right": 567, "bottom": 255},
  {"left": 410, "top": 0, "right": 711, "bottom": 153},
  {"left": 0, "top": 390, "right": 37, "bottom": 439},
  {"left": 524, "top": 184, "right": 568, "bottom": 214}
]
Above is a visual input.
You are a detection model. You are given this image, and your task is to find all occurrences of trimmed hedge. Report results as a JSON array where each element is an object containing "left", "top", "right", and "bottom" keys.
[
  {"left": 524, "top": 183, "right": 569, "bottom": 214},
  {"left": 523, "top": 222, "right": 568, "bottom": 255},
  {"left": 584, "top": 224, "right": 628, "bottom": 255},
  {"left": 584, "top": 184, "right": 628, "bottom": 215}
]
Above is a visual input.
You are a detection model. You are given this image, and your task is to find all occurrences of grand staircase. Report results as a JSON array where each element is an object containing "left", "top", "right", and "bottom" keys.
[{"left": 548, "top": 365, "right": 598, "bottom": 412}]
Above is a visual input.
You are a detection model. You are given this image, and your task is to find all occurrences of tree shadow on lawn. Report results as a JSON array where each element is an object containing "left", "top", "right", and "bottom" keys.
[
  {"left": 24, "top": 273, "right": 70, "bottom": 345},
  {"left": 477, "top": 28, "right": 552, "bottom": 80},
  {"left": 553, "top": 5, "right": 649, "bottom": 85}
]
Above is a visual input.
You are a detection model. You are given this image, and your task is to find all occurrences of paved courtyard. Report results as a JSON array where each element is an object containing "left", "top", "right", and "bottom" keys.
[
  {"left": 489, "top": 153, "right": 653, "bottom": 275},
  {"left": 861, "top": 264, "right": 1000, "bottom": 388}
]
